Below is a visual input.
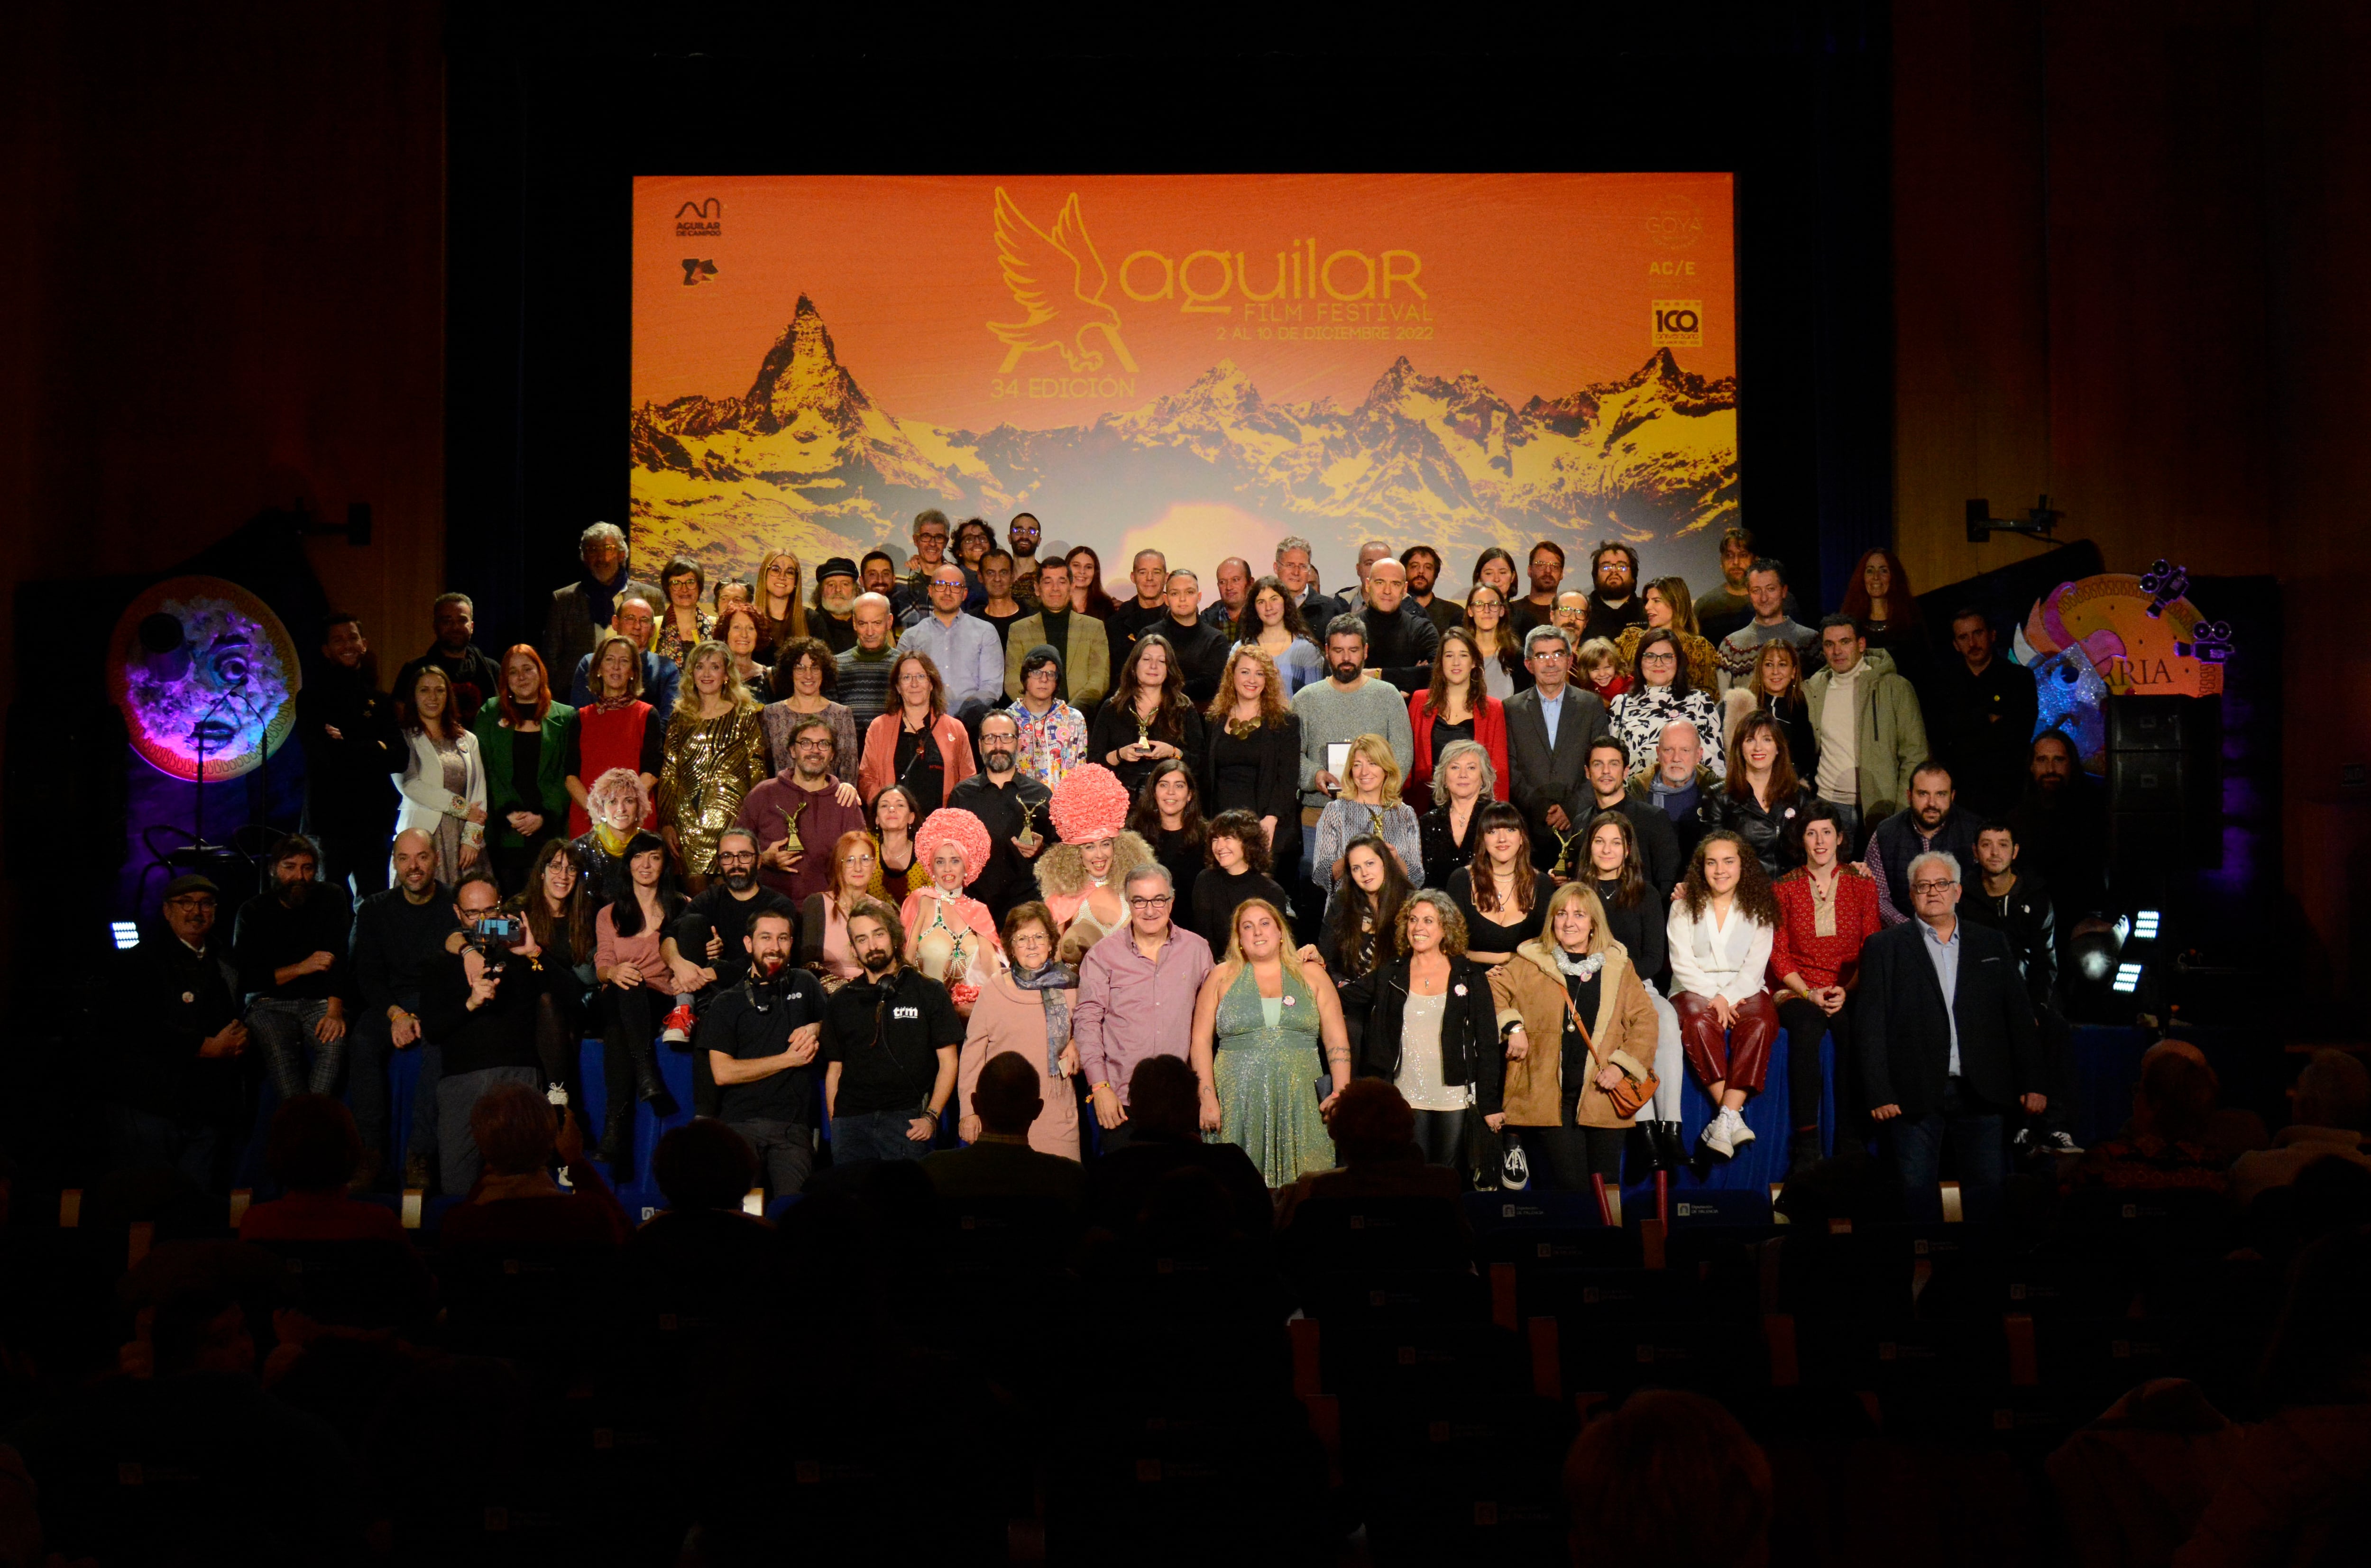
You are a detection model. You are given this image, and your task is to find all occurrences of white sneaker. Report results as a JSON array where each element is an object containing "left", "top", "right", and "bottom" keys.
[
  {"left": 1700, "top": 1115, "right": 1736, "bottom": 1158},
  {"left": 1726, "top": 1110, "right": 1756, "bottom": 1149}
]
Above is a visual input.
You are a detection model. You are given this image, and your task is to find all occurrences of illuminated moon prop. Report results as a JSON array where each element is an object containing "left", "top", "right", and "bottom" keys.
[{"left": 107, "top": 576, "right": 301, "bottom": 781}]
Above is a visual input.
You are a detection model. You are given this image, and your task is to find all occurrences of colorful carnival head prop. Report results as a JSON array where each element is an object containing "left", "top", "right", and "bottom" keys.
[
  {"left": 1048, "top": 762, "right": 1130, "bottom": 847},
  {"left": 914, "top": 806, "right": 993, "bottom": 891}
]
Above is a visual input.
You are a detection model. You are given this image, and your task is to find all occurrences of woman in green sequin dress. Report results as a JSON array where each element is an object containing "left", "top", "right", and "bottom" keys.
[{"left": 1191, "top": 895, "right": 1353, "bottom": 1187}]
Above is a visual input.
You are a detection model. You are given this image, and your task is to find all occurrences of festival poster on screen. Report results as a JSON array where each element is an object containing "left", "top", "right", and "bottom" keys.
[{"left": 631, "top": 173, "right": 1736, "bottom": 587}]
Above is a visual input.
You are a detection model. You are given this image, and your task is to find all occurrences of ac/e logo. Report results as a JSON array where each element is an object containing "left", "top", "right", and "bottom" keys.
[{"left": 1651, "top": 299, "right": 1703, "bottom": 348}]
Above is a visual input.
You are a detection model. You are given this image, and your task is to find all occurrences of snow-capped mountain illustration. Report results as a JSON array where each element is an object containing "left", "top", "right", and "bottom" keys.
[{"left": 631, "top": 296, "right": 1737, "bottom": 578}]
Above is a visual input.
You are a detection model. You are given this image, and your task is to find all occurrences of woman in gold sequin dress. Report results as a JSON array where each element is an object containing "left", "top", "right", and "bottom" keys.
[{"left": 656, "top": 640, "right": 769, "bottom": 890}]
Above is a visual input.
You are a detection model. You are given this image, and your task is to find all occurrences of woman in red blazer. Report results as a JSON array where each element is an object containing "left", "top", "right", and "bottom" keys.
[
  {"left": 1406, "top": 629, "right": 1510, "bottom": 802},
  {"left": 857, "top": 649, "right": 977, "bottom": 819},
  {"left": 1766, "top": 799, "right": 1885, "bottom": 1170}
]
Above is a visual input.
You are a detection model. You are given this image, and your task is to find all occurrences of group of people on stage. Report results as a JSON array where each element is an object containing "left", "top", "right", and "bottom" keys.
[{"left": 119, "top": 507, "right": 2111, "bottom": 1220}]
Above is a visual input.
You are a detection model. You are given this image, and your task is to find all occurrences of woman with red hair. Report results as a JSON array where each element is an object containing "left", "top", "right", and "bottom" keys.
[
  {"left": 1838, "top": 549, "right": 1934, "bottom": 694},
  {"left": 475, "top": 645, "right": 576, "bottom": 892}
]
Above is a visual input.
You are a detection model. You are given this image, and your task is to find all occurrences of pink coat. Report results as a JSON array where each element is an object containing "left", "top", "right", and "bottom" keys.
[{"left": 956, "top": 972, "right": 1082, "bottom": 1160}]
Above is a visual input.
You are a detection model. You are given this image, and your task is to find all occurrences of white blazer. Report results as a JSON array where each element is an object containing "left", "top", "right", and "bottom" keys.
[
  {"left": 391, "top": 727, "right": 486, "bottom": 850},
  {"left": 1665, "top": 898, "right": 1774, "bottom": 1005}
]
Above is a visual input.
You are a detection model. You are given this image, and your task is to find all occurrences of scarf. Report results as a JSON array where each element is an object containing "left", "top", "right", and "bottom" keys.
[
  {"left": 1010, "top": 960, "right": 1078, "bottom": 1075},
  {"left": 1553, "top": 949, "right": 1604, "bottom": 980},
  {"left": 592, "top": 821, "right": 634, "bottom": 858}
]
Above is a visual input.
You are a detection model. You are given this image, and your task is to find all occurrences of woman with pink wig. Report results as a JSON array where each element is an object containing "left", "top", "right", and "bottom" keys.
[{"left": 900, "top": 807, "right": 1002, "bottom": 1013}]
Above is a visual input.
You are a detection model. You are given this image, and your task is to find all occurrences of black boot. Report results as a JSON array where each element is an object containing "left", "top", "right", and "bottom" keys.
[
  {"left": 1789, "top": 1128, "right": 1824, "bottom": 1176},
  {"left": 1644, "top": 1120, "right": 1687, "bottom": 1172},
  {"left": 632, "top": 1041, "right": 679, "bottom": 1118},
  {"left": 599, "top": 1105, "right": 632, "bottom": 1170}
]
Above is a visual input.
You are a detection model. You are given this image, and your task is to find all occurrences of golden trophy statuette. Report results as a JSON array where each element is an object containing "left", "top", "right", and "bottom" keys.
[
  {"left": 780, "top": 796, "right": 809, "bottom": 862},
  {"left": 1014, "top": 797, "right": 1043, "bottom": 853}
]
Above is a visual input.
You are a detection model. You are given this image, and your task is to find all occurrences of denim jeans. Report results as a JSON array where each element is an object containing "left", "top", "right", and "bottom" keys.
[
  {"left": 830, "top": 1108, "right": 933, "bottom": 1164},
  {"left": 248, "top": 997, "right": 345, "bottom": 1100},
  {"left": 435, "top": 1064, "right": 542, "bottom": 1195},
  {"left": 729, "top": 1117, "right": 816, "bottom": 1196},
  {"left": 1881, "top": 1075, "right": 2006, "bottom": 1224}
]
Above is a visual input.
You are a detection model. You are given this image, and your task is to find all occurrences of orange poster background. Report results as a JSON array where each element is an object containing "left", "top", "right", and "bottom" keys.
[{"left": 631, "top": 172, "right": 1736, "bottom": 589}]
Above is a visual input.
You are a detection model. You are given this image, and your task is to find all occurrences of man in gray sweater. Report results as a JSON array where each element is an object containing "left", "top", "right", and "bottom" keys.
[{"left": 1291, "top": 614, "right": 1416, "bottom": 936}]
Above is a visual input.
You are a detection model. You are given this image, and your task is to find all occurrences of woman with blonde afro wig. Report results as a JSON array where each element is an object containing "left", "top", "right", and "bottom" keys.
[{"left": 1032, "top": 763, "right": 1155, "bottom": 965}]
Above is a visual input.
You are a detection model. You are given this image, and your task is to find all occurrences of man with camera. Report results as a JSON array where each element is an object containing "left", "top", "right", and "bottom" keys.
[
  {"left": 420, "top": 870, "right": 548, "bottom": 1194},
  {"left": 699, "top": 908, "right": 826, "bottom": 1196}
]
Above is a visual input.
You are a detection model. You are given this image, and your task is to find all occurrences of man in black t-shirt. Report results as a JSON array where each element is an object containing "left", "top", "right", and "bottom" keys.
[
  {"left": 820, "top": 899, "right": 963, "bottom": 1164},
  {"left": 700, "top": 909, "right": 827, "bottom": 1195},
  {"left": 664, "top": 826, "right": 797, "bottom": 1113}
]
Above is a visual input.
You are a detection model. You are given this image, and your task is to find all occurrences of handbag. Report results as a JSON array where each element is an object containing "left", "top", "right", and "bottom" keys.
[
  {"left": 1461, "top": 1083, "right": 1508, "bottom": 1192},
  {"left": 1562, "top": 984, "right": 1657, "bottom": 1121}
]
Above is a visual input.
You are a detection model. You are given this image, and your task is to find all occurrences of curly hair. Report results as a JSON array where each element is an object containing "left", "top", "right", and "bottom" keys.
[
  {"left": 1230, "top": 573, "right": 1312, "bottom": 650},
  {"left": 1396, "top": 887, "right": 1469, "bottom": 960},
  {"left": 1203, "top": 808, "right": 1273, "bottom": 875},
  {"left": 1204, "top": 641, "right": 1293, "bottom": 727},
  {"left": 1677, "top": 829, "right": 1780, "bottom": 926},
  {"left": 914, "top": 807, "right": 993, "bottom": 887}
]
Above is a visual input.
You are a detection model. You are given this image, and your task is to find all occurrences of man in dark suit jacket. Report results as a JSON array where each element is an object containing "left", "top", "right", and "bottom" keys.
[
  {"left": 544, "top": 522, "right": 659, "bottom": 679},
  {"left": 1501, "top": 625, "right": 1613, "bottom": 871},
  {"left": 1857, "top": 849, "right": 2044, "bottom": 1224},
  {"left": 924, "top": 1054, "right": 1083, "bottom": 1207}
]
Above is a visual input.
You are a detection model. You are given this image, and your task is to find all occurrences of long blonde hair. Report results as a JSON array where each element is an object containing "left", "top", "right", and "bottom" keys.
[{"left": 666, "top": 639, "right": 760, "bottom": 744}]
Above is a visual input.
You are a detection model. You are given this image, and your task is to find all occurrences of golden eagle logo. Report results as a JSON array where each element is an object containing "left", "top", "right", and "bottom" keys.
[{"left": 989, "top": 188, "right": 1140, "bottom": 375}]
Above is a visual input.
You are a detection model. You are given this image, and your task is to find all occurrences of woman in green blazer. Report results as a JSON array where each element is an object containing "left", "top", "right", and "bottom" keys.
[{"left": 475, "top": 646, "right": 579, "bottom": 894}]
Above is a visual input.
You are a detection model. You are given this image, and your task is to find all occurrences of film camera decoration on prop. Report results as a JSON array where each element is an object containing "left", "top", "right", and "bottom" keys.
[
  {"left": 107, "top": 577, "right": 301, "bottom": 781},
  {"left": 2013, "top": 560, "right": 2233, "bottom": 774}
]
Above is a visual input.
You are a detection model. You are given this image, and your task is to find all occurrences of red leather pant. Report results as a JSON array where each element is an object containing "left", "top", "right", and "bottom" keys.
[{"left": 1672, "top": 989, "right": 1779, "bottom": 1096}]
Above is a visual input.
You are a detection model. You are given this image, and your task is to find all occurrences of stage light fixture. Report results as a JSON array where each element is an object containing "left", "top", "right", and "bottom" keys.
[
  {"left": 1966, "top": 495, "right": 2065, "bottom": 544},
  {"left": 2131, "top": 909, "right": 2161, "bottom": 940},
  {"left": 2111, "top": 963, "right": 2144, "bottom": 995},
  {"left": 110, "top": 920, "right": 140, "bottom": 951}
]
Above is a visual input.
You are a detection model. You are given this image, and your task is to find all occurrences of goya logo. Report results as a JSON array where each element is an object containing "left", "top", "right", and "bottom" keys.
[{"left": 1652, "top": 299, "right": 1703, "bottom": 347}]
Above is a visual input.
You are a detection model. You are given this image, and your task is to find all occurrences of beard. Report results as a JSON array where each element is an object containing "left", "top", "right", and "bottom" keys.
[
  {"left": 1330, "top": 659, "right": 1363, "bottom": 683},
  {"left": 820, "top": 589, "right": 855, "bottom": 615},
  {"left": 859, "top": 947, "right": 894, "bottom": 976},
  {"left": 722, "top": 868, "right": 756, "bottom": 893},
  {"left": 754, "top": 953, "right": 786, "bottom": 978},
  {"left": 278, "top": 878, "right": 312, "bottom": 906},
  {"left": 984, "top": 746, "right": 1016, "bottom": 773}
]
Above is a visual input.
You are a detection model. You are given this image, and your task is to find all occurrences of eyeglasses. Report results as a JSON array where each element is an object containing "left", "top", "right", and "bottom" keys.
[
  {"left": 1911, "top": 880, "right": 1957, "bottom": 895},
  {"left": 1529, "top": 648, "right": 1569, "bottom": 663},
  {"left": 794, "top": 737, "right": 832, "bottom": 749},
  {"left": 1640, "top": 651, "right": 1677, "bottom": 664},
  {"left": 1128, "top": 895, "right": 1174, "bottom": 910},
  {"left": 165, "top": 896, "right": 216, "bottom": 911},
  {"left": 717, "top": 852, "right": 758, "bottom": 865}
]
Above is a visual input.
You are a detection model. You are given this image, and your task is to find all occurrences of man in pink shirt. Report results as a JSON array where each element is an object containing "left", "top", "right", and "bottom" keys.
[{"left": 1070, "top": 863, "right": 1213, "bottom": 1154}]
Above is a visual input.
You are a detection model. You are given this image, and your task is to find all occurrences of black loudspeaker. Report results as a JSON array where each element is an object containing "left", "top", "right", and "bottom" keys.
[{"left": 2105, "top": 696, "right": 2221, "bottom": 871}]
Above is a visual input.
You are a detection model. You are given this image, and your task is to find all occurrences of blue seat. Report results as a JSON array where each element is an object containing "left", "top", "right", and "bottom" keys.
[
  {"left": 577, "top": 1036, "right": 700, "bottom": 1220},
  {"left": 1620, "top": 1027, "right": 1834, "bottom": 1203}
]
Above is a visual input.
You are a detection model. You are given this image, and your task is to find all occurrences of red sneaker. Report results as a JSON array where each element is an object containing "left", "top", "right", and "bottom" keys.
[{"left": 661, "top": 1004, "right": 696, "bottom": 1044}]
